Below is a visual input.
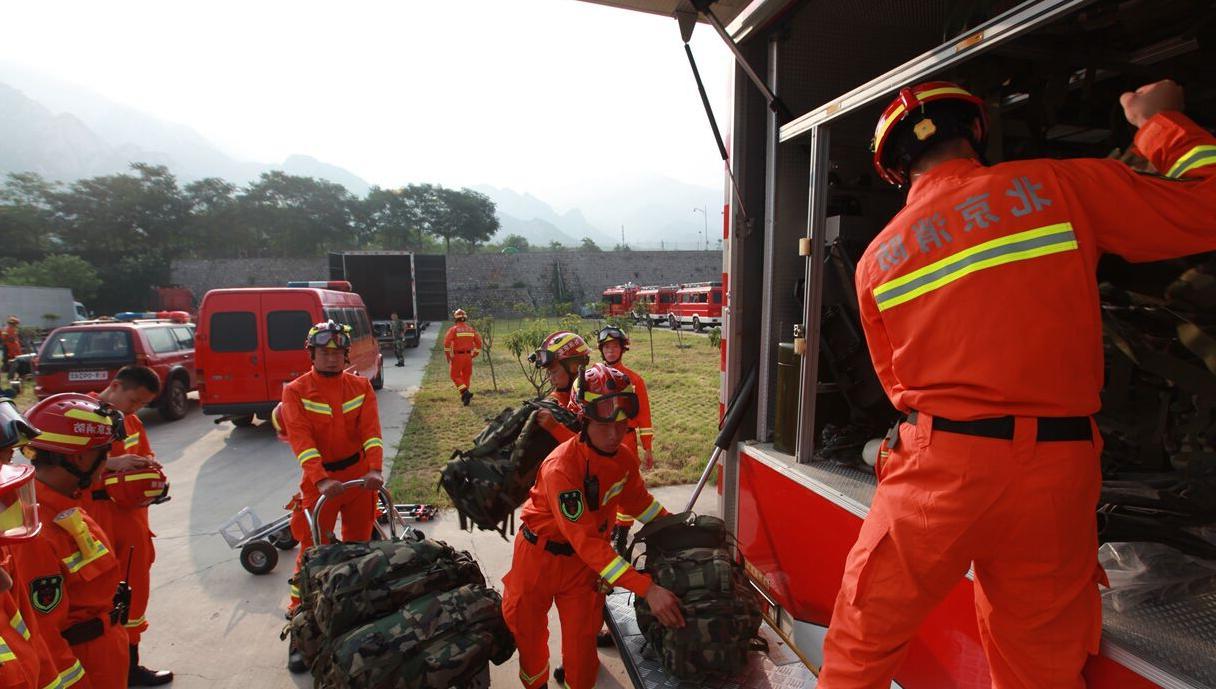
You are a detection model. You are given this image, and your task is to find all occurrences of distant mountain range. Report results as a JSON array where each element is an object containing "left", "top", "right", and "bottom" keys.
[{"left": 0, "top": 64, "right": 720, "bottom": 251}]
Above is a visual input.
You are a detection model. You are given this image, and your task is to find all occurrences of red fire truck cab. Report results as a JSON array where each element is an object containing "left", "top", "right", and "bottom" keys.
[
  {"left": 635, "top": 284, "right": 678, "bottom": 325},
  {"left": 668, "top": 281, "right": 723, "bottom": 331},
  {"left": 601, "top": 282, "right": 640, "bottom": 317},
  {"left": 195, "top": 282, "right": 383, "bottom": 427}
]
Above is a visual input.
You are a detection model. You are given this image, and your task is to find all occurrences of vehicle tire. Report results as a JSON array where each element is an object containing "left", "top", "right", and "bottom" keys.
[
  {"left": 240, "top": 540, "right": 278, "bottom": 575},
  {"left": 269, "top": 527, "right": 299, "bottom": 551},
  {"left": 157, "top": 378, "right": 188, "bottom": 421},
  {"left": 693, "top": 316, "right": 703, "bottom": 332},
  {"left": 371, "top": 364, "right": 384, "bottom": 391},
  {"left": 668, "top": 315, "right": 679, "bottom": 330},
  {"left": 232, "top": 414, "right": 255, "bottom": 428}
]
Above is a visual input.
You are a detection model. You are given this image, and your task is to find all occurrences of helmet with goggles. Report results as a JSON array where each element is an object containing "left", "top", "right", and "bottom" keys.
[
  {"left": 596, "top": 327, "right": 630, "bottom": 352},
  {"left": 306, "top": 320, "right": 352, "bottom": 350},
  {"left": 573, "top": 363, "right": 639, "bottom": 423},
  {"left": 0, "top": 400, "right": 40, "bottom": 451},
  {"left": 530, "top": 331, "right": 591, "bottom": 372},
  {"left": 23, "top": 393, "right": 125, "bottom": 490}
]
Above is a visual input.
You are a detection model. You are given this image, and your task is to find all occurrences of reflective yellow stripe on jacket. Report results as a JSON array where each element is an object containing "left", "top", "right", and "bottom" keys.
[
  {"left": 873, "top": 223, "right": 1078, "bottom": 312},
  {"left": 300, "top": 399, "right": 332, "bottom": 416},
  {"left": 362, "top": 437, "right": 383, "bottom": 451},
  {"left": 297, "top": 448, "right": 321, "bottom": 465},
  {"left": 0, "top": 638, "right": 14, "bottom": 663},
  {"left": 599, "top": 556, "right": 630, "bottom": 585},
  {"left": 1167, "top": 144, "right": 1216, "bottom": 178},
  {"left": 342, "top": 395, "right": 365, "bottom": 414},
  {"left": 58, "top": 660, "right": 86, "bottom": 688},
  {"left": 9, "top": 611, "right": 29, "bottom": 641}
]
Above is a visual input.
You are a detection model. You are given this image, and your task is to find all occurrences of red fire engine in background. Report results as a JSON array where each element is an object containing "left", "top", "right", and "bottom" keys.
[{"left": 601, "top": 282, "right": 639, "bottom": 317}]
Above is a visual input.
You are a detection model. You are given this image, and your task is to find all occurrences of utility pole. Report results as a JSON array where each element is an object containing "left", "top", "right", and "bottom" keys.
[
  {"left": 621, "top": 224, "right": 626, "bottom": 248},
  {"left": 692, "top": 205, "right": 709, "bottom": 251}
]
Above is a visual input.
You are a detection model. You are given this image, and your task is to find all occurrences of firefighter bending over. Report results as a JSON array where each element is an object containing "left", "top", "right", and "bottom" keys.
[
  {"left": 501, "top": 363, "right": 684, "bottom": 689},
  {"left": 280, "top": 320, "right": 383, "bottom": 673},
  {"left": 443, "top": 309, "right": 482, "bottom": 406},
  {"left": 818, "top": 80, "right": 1216, "bottom": 689}
]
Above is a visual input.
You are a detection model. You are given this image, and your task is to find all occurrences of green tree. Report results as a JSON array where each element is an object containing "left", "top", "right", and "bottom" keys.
[
  {"left": 2, "top": 255, "right": 102, "bottom": 302},
  {"left": 580, "top": 237, "right": 602, "bottom": 252},
  {"left": 613, "top": 243, "right": 632, "bottom": 252},
  {"left": 181, "top": 177, "right": 249, "bottom": 257},
  {"left": 0, "top": 173, "right": 59, "bottom": 262},
  {"left": 363, "top": 186, "right": 425, "bottom": 250},
  {"left": 429, "top": 187, "right": 499, "bottom": 254},
  {"left": 501, "top": 234, "right": 530, "bottom": 253},
  {"left": 548, "top": 241, "right": 564, "bottom": 252},
  {"left": 236, "top": 171, "right": 357, "bottom": 257}
]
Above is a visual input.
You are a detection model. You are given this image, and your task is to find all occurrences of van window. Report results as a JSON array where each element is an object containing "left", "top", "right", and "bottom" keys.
[
  {"left": 43, "top": 330, "right": 133, "bottom": 361},
  {"left": 713, "top": 292, "right": 722, "bottom": 304},
  {"left": 171, "top": 326, "right": 195, "bottom": 349},
  {"left": 357, "top": 310, "right": 372, "bottom": 338},
  {"left": 209, "top": 312, "right": 257, "bottom": 352},
  {"left": 145, "top": 327, "right": 179, "bottom": 354},
  {"left": 267, "top": 310, "right": 312, "bottom": 351},
  {"left": 345, "top": 308, "right": 366, "bottom": 338}
]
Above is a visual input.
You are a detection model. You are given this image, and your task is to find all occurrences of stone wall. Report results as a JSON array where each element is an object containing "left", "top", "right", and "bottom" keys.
[{"left": 172, "top": 251, "right": 721, "bottom": 316}]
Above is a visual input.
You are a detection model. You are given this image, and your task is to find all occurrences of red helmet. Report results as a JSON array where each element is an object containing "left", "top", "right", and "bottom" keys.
[
  {"left": 270, "top": 402, "right": 289, "bottom": 442},
  {"left": 573, "top": 363, "right": 640, "bottom": 423},
  {"left": 871, "top": 81, "right": 988, "bottom": 186},
  {"left": 100, "top": 467, "right": 170, "bottom": 509},
  {"left": 24, "top": 393, "right": 125, "bottom": 455},
  {"left": 530, "top": 331, "right": 591, "bottom": 371},
  {"left": 597, "top": 326, "right": 630, "bottom": 352},
  {"left": 0, "top": 464, "right": 41, "bottom": 542}
]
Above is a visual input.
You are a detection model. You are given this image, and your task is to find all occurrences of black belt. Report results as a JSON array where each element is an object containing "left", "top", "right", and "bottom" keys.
[
  {"left": 322, "top": 452, "right": 360, "bottom": 472},
  {"left": 61, "top": 617, "right": 105, "bottom": 646},
  {"left": 906, "top": 412, "right": 1091, "bottom": 442},
  {"left": 520, "top": 524, "right": 575, "bottom": 556},
  {"left": 91, "top": 489, "right": 109, "bottom": 501}
]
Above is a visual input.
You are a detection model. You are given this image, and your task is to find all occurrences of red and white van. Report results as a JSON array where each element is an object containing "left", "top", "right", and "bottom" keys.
[
  {"left": 195, "top": 282, "right": 383, "bottom": 426},
  {"left": 667, "top": 281, "right": 723, "bottom": 331},
  {"left": 635, "top": 285, "right": 678, "bottom": 325},
  {"left": 601, "top": 283, "right": 639, "bottom": 318}
]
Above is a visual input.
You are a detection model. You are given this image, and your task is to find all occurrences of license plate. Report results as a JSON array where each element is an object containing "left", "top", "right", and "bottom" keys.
[{"left": 67, "top": 370, "right": 109, "bottom": 382}]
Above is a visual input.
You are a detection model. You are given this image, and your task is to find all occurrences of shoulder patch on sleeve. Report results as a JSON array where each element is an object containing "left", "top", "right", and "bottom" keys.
[
  {"left": 558, "top": 490, "right": 585, "bottom": 522},
  {"left": 30, "top": 575, "right": 63, "bottom": 614}
]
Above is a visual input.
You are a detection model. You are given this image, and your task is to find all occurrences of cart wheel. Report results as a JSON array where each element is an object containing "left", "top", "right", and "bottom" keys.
[
  {"left": 269, "top": 527, "right": 299, "bottom": 551},
  {"left": 240, "top": 540, "right": 278, "bottom": 575}
]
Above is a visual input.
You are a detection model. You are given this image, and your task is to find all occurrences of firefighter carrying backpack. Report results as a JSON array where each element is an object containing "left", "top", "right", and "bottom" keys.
[
  {"left": 439, "top": 398, "right": 579, "bottom": 537},
  {"left": 631, "top": 512, "right": 766, "bottom": 679},
  {"left": 287, "top": 538, "right": 513, "bottom": 689}
]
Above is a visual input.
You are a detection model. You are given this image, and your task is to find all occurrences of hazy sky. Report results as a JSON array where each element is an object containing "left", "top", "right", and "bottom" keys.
[{"left": 2, "top": 0, "right": 734, "bottom": 208}]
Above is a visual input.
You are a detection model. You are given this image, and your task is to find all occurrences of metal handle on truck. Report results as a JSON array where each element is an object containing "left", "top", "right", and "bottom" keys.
[{"left": 684, "top": 366, "right": 758, "bottom": 512}]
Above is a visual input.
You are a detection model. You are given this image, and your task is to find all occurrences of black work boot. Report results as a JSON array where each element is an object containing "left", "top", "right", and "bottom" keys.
[
  {"left": 596, "top": 630, "right": 615, "bottom": 648},
  {"left": 461, "top": 389, "right": 473, "bottom": 406},
  {"left": 287, "top": 644, "right": 307, "bottom": 674},
  {"left": 553, "top": 667, "right": 565, "bottom": 685},
  {"left": 128, "top": 645, "right": 174, "bottom": 686}
]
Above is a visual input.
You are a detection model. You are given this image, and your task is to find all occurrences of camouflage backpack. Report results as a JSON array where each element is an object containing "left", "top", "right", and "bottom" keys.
[
  {"left": 318, "top": 584, "right": 515, "bottom": 689},
  {"left": 439, "top": 398, "right": 578, "bottom": 537},
  {"left": 632, "top": 512, "right": 765, "bottom": 679},
  {"left": 287, "top": 539, "right": 488, "bottom": 673}
]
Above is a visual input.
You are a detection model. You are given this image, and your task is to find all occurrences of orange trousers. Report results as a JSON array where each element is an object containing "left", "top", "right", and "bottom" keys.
[
  {"left": 288, "top": 484, "right": 376, "bottom": 608},
  {"left": 502, "top": 532, "right": 604, "bottom": 689},
  {"left": 74, "top": 623, "right": 129, "bottom": 689},
  {"left": 449, "top": 354, "right": 473, "bottom": 392},
  {"left": 818, "top": 413, "right": 1104, "bottom": 689},
  {"left": 88, "top": 505, "right": 154, "bottom": 645}
]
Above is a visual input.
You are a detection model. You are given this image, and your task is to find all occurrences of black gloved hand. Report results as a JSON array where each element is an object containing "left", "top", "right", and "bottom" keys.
[{"left": 611, "top": 524, "right": 629, "bottom": 556}]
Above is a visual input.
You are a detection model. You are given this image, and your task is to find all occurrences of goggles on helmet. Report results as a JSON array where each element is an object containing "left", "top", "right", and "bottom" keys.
[
  {"left": 529, "top": 350, "right": 590, "bottom": 373},
  {"left": 582, "top": 392, "right": 640, "bottom": 423},
  {"left": 0, "top": 464, "right": 40, "bottom": 542},
  {"left": 307, "top": 321, "right": 352, "bottom": 349},
  {"left": 0, "top": 400, "right": 39, "bottom": 450}
]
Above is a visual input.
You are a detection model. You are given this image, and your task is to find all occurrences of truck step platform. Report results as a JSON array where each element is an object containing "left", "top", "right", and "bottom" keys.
[{"left": 604, "top": 590, "right": 817, "bottom": 689}]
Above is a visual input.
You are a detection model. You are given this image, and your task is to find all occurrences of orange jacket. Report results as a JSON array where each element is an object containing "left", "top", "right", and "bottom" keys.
[
  {"left": 281, "top": 370, "right": 383, "bottom": 486},
  {"left": 443, "top": 323, "right": 482, "bottom": 360},
  {"left": 10, "top": 487, "right": 120, "bottom": 689},
  {"left": 1, "top": 327, "right": 18, "bottom": 360},
  {"left": 608, "top": 362, "right": 653, "bottom": 452},
  {"left": 85, "top": 398, "right": 155, "bottom": 532},
  {"left": 0, "top": 550, "right": 60, "bottom": 689},
  {"left": 856, "top": 111, "right": 1216, "bottom": 420},
  {"left": 518, "top": 438, "right": 666, "bottom": 596}
]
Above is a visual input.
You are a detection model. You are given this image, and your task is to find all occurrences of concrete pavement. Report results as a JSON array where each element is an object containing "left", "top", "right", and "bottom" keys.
[{"left": 136, "top": 324, "right": 719, "bottom": 687}]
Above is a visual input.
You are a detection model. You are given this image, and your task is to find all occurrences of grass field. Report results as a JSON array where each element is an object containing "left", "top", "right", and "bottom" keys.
[{"left": 387, "top": 319, "right": 722, "bottom": 505}]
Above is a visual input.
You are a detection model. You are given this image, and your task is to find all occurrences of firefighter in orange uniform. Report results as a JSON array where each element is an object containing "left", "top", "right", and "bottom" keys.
[
  {"left": 528, "top": 331, "right": 591, "bottom": 444},
  {"left": 443, "top": 309, "right": 482, "bottom": 406},
  {"left": 596, "top": 327, "right": 654, "bottom": 469},
  {"left": 83, "top": 367, "right": 172, "bottom": 686},
  {"left": 1, "top": 318, "right": 20, "bottom": 386},
  {"left": 0, "top": 401, "right": 66, "bottom": 689},
  {"left": 281, "top": 320, "right": 383, "bottom": 673},
  {"left": 501, "top": 363, "right": 684, "bottom": 689},
  {"left": 11, "top": 394, "right": 131, "bottom": 689},
  {"left": 818, "top": 80, "right": 1216, "bottom": 689}
]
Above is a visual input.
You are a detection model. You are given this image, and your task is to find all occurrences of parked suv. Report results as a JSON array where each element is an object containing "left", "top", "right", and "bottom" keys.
[{"left": 33, "top": 317, "right": 197, "bottom": 421}]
